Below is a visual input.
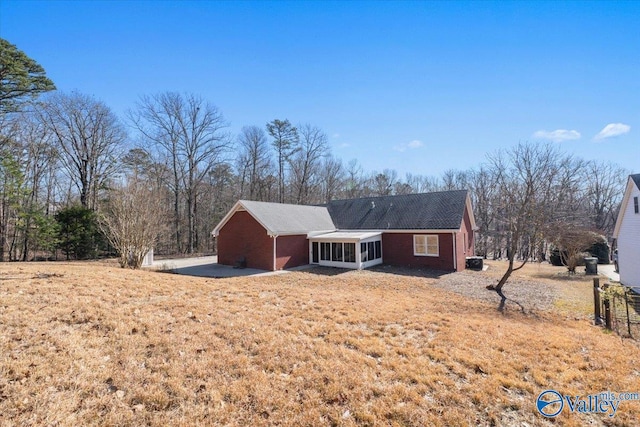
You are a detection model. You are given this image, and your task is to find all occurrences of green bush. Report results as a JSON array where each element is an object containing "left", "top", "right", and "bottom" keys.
[
  {"left": 55, "top": 206, "right": 107, "bottom": 260},
  {"left": 589, "top": 237, "right": 610, "bottom": 264}
]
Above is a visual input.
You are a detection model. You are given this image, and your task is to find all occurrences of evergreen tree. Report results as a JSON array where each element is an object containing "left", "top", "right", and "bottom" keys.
[{"left": 0, "top": 38, "right": 55, "bottom": 113}]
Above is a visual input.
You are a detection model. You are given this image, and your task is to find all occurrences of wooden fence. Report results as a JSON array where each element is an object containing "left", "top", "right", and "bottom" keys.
[{"left": 594, "top": 278, "right": 640, "bottom": 339}]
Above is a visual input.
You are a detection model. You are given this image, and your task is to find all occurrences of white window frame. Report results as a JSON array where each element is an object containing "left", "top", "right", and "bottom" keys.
[{"left": 414, "top": 234, "right": 439, "bottom": 257}]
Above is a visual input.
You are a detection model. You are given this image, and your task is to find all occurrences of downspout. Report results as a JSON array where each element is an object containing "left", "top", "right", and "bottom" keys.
[
  {"left": 452, "top": 231, "right": 457, "bottom": 271},
  {"left": 273, "top": 235, "right": 277, "bottom": 271}
]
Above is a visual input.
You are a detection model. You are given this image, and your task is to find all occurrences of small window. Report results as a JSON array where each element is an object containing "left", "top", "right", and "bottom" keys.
[
  {"left": 635, "top": 196, "right": 639, "bottom": 214},
  {"left": 414, "top": 235, "right": 439, "bottom": 256},
  {"left": 344, "top": 243, "right": 356, "bottom": 263},
  {"left": 375, "top": 241, "right": 382, "bottom": 259}
]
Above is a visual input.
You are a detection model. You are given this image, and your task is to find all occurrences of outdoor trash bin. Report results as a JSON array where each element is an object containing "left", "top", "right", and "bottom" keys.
[{"left": 584, "top": 257, "right": 598, "bottom": 275}]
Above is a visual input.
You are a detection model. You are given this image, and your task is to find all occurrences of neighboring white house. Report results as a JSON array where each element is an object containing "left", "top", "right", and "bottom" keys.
[{"left": 613, "top": 173, "right": 640, "bottom": 291}]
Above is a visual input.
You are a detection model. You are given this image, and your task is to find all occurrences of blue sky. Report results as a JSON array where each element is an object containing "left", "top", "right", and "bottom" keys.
[{"left": 1, "top": 1, "right": 638, "bottom": 177}]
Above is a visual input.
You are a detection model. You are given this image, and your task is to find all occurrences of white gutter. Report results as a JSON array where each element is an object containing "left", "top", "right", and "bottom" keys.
[
  {"left": 272, "top": 235, "right": 277, "bottom": 271},
  {"left": 453, "top": 232, "right": 457, "bottom": 271}
]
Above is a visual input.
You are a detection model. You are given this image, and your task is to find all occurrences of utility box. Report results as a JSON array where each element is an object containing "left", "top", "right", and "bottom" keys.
[
  {"left": 584, "top": 257, "right": 598, "bottom": 275},
  {"left": 142, "top": 249, "right": 154, "bottom": 267},
  {"left": 466, "top": 256, "right": 483, "bottom": 270}
]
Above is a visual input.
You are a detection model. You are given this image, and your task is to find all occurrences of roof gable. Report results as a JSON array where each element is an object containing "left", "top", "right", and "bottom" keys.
[
  {"left": 213, "top": 190, "right": 474, "bottom": 237},
  {"left": 613, "top": 173, "right": 640, "bottom": 238},
  {"left": 325, "top": 190, "right": 470, "bottom": 230},
  {"left": 213, "top": 200, "right": 335, "bottom": 236}
]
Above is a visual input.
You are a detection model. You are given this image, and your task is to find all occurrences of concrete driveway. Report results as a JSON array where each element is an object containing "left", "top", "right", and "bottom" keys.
[
  {"left": 148, "top": 255, "right": 303, "bottom": 278},
  {"left": 149, "top": 255, "right": 267, "bottom": 278},
  {"left": 598, "top": 263, "right": 620, "bottom": 283}
]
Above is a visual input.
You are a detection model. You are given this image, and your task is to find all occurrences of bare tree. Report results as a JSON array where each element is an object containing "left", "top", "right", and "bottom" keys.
[
  {"left": 13, "top": 112, "right": 58, "bottom": 260},
  {"left": 371, "top": 169, "right": 398, "bottom": 196},
  {"left": 290, "top": 124, "right": 328, "bottom": 204},
  {"left": 319, "top": 154, "right": 345, "bottom": 203},
  {"left": 129, "top": 92, "right": 230, "bottom": 253},
  {"left": 441, "top": 169, "right": 469, "bottom": 191},
  {"left": 38, "top": 91, "right": 125, "bottom": 209},
  {"left": 344, "top": 159, "right": 366, "bottom": 199},
  {"left": 486, "top": 142, "right": 567, "bottom": 310},
  {"left": 466, "top": 166, "right": 497, "bottom": 258},
  {"left": 236, "top": 126, "right": 273, "bottom": 201},
  {"left": 99, "top": 176, "right": 165, "bottom": 268},
  {"left": 129, "top": 93, "right": 183, "bottom": 252},
  {"left": 266, "top": 119, "right": 299, "bottom": 203},
  {"left": 583, "top": 160, "right": 628, "bottom": 235}
]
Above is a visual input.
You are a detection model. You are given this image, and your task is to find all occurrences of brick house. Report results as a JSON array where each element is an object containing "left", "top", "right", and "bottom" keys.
[{"left": 212, "top": 190, "right": 476, "bottom": 271}]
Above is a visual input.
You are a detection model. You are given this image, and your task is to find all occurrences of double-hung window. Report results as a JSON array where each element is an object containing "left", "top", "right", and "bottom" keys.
[{"left": 414, "top": 235, "right": 438, "bottom": 256}]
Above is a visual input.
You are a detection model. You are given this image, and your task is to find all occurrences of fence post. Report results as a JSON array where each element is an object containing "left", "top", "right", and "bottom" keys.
[
  {"left": 603, "top": 297, "right": 612, "bottom": 331},
  {"left": 624, "top": 289, "right": 632, "bottom": 338},
  {"left": 593, "top": 278, "right": 601, "bottom": 325}
]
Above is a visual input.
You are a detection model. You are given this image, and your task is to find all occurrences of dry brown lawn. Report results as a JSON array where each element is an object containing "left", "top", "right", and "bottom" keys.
[{"left": 1, "top": 261, "right": 639, "bottom": 426}]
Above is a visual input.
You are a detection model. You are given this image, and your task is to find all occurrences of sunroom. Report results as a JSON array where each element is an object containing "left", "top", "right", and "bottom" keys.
[{"left": 308, "top": 231, "right": 382, "bottom": 269}]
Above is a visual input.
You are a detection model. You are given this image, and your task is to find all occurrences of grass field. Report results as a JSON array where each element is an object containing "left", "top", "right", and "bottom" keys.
[{"left": 1, "top": 261, "right": 639, "bottom": 426}]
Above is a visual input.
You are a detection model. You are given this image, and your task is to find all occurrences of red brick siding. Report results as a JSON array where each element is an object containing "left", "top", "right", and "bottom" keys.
[
  {"left": 457, "top": 205, "right": 476, "bottom": 271},
  {"left": 275, "top": 235, "right": 309, "bottom": 270},
  {"left": 455, "top": 232, "right": 465, "bottom": 271},
  {"left": 467, "top": 205, "right": 476, "bottom": 254},
  {"left": 382, "top": 233, "right": 455, "bottom": 271},
  {"left": 217, "top": 210, "right": 274, "bottom": 271}
]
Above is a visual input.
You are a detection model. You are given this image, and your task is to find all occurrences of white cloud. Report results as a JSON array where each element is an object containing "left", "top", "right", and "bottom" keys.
[
  {"left": 532, "top": 129, "right": 581, "bottom": 143},
  {"left": 337, "top": 142, "right": 350, "bottom": 148},
  {"left": 332, "top": 133, "right": 340, "bottom": 139},
  {"left": 394, "top": 139, "right": 424, "bottom": 152},
  {"left": 594, "top": 123, "right": 630, "bottom": 140}
]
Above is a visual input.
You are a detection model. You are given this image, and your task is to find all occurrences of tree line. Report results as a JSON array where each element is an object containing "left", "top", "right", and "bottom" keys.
[{"left": 0, "top": 39, "right": 630, "bottom": 275}]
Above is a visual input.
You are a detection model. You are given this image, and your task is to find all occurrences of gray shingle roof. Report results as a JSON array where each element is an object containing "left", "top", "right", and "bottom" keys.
[
  {"left": 239, "top": 200, "right": 335, "bottom": 235},
  {"left": 631, "top": 174, "right": 640, "bottom": 190},
  {"left": 325, "top": 190, "right": 469, "bottom": 230}
]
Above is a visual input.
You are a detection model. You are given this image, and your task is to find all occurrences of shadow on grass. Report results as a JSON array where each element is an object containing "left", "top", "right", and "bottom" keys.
[
  {"left": 157, "top": 263, "right": 268, "bottom": 278},
  {"left": 531, "top": 271, "right": 596, "bottom": 282},
  {"left": 301, "top": 266, "right": 353, "bottom": 276},
  {"left": 370, "top": 264, "right": 453, "bottom": 279},
  {"left": 302, "top": 264, "right": 454, "bottom": 279}
]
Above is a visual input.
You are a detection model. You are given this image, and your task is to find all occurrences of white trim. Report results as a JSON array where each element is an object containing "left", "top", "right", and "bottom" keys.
[
  {"left": 211, "top": 200, "right": 243, "bottom": 236},
  {"left": 212, "top": 200, "right": 276, "bottom": 237},
  {"left": 311, "top": 236, "right": 382, "bottom": 270},
  {"left": 413, "top": 234, "right": 439, "bottom": 257},
  {"left": 453, "top": 232, "right": 457, "bottom": 270},
  {"left": 309, "top": 231, "right": 382, "bottom": 241},
  {"left": 273, "top": 236, "right": 277, "bottom": 271},
  {"left": 307, "top": 230, "right": 340, "bottom": 238},
  {"left": 212, "top": 200, "right": 334, "bottom": 237},
  {"left": 365, "top": 229, "right": 457, "bottom": 234},
  {"left": 614, "top": 177, "right": 638, "bottom": 238},
  {"left": 464, "top": 194, "right": 477, "bottom": 231}
]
